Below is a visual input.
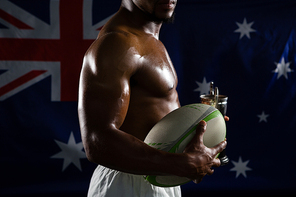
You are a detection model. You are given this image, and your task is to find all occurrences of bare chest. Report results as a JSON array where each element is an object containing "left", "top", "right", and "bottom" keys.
[{"left": 131, "top": 40, "right": 178, "bottom": 97}]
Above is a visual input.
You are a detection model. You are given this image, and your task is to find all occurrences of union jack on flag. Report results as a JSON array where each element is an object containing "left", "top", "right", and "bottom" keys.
[{"left": 0, "top": 0, "right": 114, "bottom": 101}]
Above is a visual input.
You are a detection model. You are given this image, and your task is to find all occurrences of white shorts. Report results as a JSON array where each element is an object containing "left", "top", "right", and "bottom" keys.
[{"left": 87, "top": 165, "right": 182, "bottom": 197}]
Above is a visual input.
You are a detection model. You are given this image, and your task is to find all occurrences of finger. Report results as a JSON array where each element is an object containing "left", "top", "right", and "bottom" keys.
[
  {"left": 193, "top": 177, "right": 203, "bottom": 184},
  {"left": 183, "top": 122, "right": 207, "bottom": 153},
  {"left": 206, "top": 168, "right": 214, "bottom": 175},
  {"left": 212, "top": 158, "right": 221, "bottom": 168},
  {"left": 211, "top": 140, "right": 227, "bottom": 156},
  {"left": 195, "top": 120, "right": 207, "bottom": 145},
  {"left": 224, "top": 116, "right": 229, "bottom": 121}
]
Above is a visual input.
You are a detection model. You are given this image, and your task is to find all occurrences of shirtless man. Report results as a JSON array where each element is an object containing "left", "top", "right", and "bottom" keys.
[{"left": 78, "top": 0, "right": 227, "bottom": 196}]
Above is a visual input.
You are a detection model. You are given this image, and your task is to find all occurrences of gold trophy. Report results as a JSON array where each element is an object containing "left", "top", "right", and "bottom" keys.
[{"left": 200, "top": 82, "right": 229, "bottom": 166}]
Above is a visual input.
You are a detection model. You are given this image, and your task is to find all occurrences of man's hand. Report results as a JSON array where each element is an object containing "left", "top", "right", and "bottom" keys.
[{"left": 183, "top": 120, "right": 227, "bottom": 184}]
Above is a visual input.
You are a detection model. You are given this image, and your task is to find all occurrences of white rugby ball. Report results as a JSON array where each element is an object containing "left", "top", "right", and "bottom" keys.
[{"left": 144, "top": 103, "right": 226, "bottom": 187}]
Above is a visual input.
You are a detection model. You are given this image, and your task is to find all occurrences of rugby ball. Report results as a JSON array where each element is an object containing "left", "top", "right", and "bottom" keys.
[{"left": 144, "top": 103, "right": 226, "bottom": 187}]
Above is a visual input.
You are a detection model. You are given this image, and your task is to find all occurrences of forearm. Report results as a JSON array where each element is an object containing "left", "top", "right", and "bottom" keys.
[{"left": 83, "top": 126, "right": 189, "bottom": 177}]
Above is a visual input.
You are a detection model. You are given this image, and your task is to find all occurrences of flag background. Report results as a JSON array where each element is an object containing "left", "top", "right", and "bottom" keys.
[{"left": 1, "top": 0, "right": 295, "bottom": 196}]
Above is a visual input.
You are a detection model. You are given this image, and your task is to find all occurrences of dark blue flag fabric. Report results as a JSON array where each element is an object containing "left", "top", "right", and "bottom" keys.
[{"left": 1, "top": 0, "right": 295, "bottom": 196}]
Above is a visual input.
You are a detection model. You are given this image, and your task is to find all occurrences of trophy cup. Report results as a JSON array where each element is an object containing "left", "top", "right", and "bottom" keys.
[{"left": 200, "top": 82, "right": 229, "bottom": 166}]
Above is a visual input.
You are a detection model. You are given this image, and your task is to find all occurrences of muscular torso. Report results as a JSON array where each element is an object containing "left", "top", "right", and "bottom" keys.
[{"left": 79, "top": 3, "right": 226, "bottom": 180}]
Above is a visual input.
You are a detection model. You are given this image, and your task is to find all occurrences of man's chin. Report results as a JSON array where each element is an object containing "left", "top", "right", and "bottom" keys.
[
  {"left": 163, "top": 12, "right": 175, "bottom": 23},
  {"left": 153, "top": 12, "right": 175, "bottom": 24}
]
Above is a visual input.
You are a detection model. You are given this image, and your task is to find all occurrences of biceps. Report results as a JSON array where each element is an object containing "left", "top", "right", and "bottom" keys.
[{"left": 78, "top": 72, "right": 130, "bottom": 133}]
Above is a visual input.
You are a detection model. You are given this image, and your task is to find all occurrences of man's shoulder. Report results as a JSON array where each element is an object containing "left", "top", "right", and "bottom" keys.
[
  {"left": 98, "top": 28, "right": 139, "bottom": 46},
  {"left": 83, "top": 29, "right": 142, "bottom": 75},
  {"left": 98, "top": 30, "right": 131, "bottom": 41},
  {"left": 86, "top": 29, "right": 141, "bottom": 58}
]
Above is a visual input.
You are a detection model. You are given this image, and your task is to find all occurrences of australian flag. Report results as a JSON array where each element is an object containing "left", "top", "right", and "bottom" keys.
[{"left": 1, "top": 0, "right": 295, "bottom": 196}]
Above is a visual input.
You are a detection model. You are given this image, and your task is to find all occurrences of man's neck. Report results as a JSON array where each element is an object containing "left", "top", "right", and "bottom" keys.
[{"left": 120, "top": 1, "right": 162, "bottom": 39}]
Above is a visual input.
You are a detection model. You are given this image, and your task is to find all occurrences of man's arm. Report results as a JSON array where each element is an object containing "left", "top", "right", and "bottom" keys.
[{"left": 78, "top": 32, "right": 173, "bottom": 175}]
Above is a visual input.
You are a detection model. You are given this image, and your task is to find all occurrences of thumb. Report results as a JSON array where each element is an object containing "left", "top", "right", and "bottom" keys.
[
  {"left": 195, "top": 120, "right": 207, "bottom": 146},
  {"left": 183, "top": 120, "right": 207, "bottom": 153}
]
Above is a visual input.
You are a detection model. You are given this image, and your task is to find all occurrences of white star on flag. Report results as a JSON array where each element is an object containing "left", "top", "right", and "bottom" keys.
[
  {"left": 51, "top": 132, "right": 86, "bottom": 171},
  {"left": 257, "top": 111, "right": 269, "bottom": 123},
  {"left": 234, "top": 18, "right": 256, "bottom": 39},
  {"left": 272, "top": 58, "right": 293, "bottom": 79},
  {"left": 230, "top": 156, "right": 252, "bottom": 178},
  {"left": 194, "top": 77, "right": 211, "bottom": 95}
]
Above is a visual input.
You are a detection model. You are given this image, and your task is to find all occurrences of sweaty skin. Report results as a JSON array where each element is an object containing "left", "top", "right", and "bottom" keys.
[{"left": 78, "top": 0, "right": 227, "bottom": 184}]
